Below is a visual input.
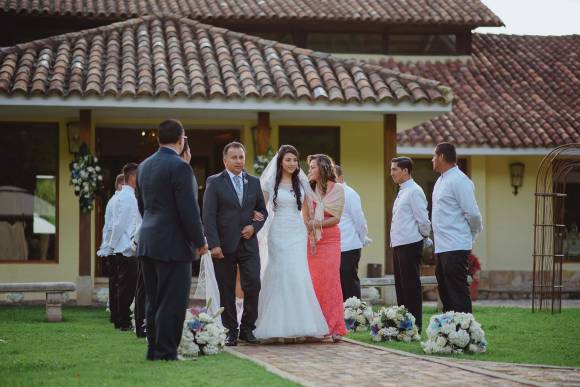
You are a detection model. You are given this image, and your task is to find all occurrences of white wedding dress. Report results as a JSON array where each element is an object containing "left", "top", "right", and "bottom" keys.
[{"left": 253, "top": 183, "right": 328, "bottom": 339}]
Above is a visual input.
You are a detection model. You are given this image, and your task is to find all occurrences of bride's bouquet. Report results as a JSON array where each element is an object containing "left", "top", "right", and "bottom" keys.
[
  {"left": 344, "top": 297, "right": 374, "bottom": 332},
  {"left": 421, "top": 312, "right": 487, "bottom": 354},
  {"left": 178, "top": 300, "right": 227, "bottom": 358},
  {"left": 370, "top": 305, "right": 421, "bottom": 342}
]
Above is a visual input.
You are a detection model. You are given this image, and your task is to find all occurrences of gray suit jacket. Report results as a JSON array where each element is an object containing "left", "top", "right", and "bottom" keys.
[
  {"left": 202, "top": 170, "right": 267, "bottom": 255},
  {"left": 137, "top": 147, "right": 205, "bottom": 262}
]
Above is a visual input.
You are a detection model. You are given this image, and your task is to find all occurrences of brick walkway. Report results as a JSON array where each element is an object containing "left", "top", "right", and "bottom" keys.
[{"left": 228, "top": 338, "right": 580, "bottom": 386}]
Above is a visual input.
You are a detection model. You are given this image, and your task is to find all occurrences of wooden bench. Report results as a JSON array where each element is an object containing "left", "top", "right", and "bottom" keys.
[
  {"left": 361, "top": 275, "right": 438, "bottom": 287},
  {"left": 0, "top": 282, "right": 76, "bottom": 322}
]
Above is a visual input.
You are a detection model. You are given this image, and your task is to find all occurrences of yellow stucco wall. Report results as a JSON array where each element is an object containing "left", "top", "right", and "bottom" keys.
[
  {"left": 1, "top": 117, "right": 386, "bottom": 292},
  {"left": 5, "top": 115, "right": 575, "bottom": 299},
  {"left": 0, "top": 120, "right": 80, "bottom": 300},
  {"left": 479, "top": 155, "right": 580, "bottom": 272},
  {"left": 480, "top": 155, "right": 538, "bottom": 271}
]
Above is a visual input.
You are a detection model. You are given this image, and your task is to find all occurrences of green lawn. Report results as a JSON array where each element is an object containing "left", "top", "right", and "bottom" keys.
[
  {"left": 0, "top": 306, "right": 296, "bottom": 387},
  {"left": 348, "top": 306, "right": 580, "bottom": 367}
]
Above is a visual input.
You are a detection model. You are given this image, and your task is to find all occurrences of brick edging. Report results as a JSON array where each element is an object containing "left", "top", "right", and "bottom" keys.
[{"left": 340, "top": 338, "right": 543, "bottom": 387}]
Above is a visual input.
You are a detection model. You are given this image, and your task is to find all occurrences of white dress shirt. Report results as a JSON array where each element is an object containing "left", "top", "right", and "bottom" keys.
[
  {"left": 96, "top": 191, "right": 120, "bottom": 257},
  {"left": 432, "top": 166, "right": 483, "bottom": 253},
  {"left": 110, "top": 185, "right": 142, "bottom": 257},
  {"left": 390, "top": 178, "right": 431, "bottom": 247},
  {"left": 339, "top": 183, "right": 369, "bottom": 252}
]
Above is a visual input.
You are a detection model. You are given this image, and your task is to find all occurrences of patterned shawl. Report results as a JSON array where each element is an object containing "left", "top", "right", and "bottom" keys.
[{"left": 309, "top": 182, "right": 345, "bottom": 245}]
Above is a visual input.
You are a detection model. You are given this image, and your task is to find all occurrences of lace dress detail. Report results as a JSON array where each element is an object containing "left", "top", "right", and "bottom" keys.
[{"left": 254, "top": 184, "right": 328, "bottom": 339}]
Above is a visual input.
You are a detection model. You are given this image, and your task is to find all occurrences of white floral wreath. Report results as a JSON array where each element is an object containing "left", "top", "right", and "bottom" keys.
[{"left": 69, "top": 143, "right": 103, "bottom": 212}]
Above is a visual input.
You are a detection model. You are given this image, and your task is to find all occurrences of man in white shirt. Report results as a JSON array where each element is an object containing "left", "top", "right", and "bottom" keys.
[
  {"left": 432, "top": 143, "right": 483, "bottom": 313},
  {"left": 390, "top": 157, "right": 431, "bottom": 332},
  {"left": 110, "top": 163, "right": 142, "bottom": 330},
  {"left": 97, "top": 173, "right": 124, "bottom": 326},
  {"left": 335, "top": 165, "right": 370, "bottom": 301}
]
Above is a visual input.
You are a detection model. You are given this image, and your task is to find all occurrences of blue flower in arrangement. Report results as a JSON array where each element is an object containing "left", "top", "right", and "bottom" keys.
[
  {"left": 187, "top": 319, "right": 203, "bottom": 332},
  {"left": 345, "top": 318, "right": 356, "bottom": 331},
  {"left": 399, "top": 318, "right": 413, "bottom": 330}
]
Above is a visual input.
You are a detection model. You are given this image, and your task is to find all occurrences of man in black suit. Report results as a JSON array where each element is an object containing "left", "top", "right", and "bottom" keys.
[
  {"left": 203, "top": 142, "right": 267, "bottom": 346},
  {"left": 137, "top": 119, "right": 207, "bottom": 361}
]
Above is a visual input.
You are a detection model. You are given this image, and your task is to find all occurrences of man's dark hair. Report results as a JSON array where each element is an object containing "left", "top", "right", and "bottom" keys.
[
  {"left": 334, "top": 164, "right": 343, "bottom": 178},
  {"left": 122, "top": 162, "right": 138, "bottom": 181},
  {"left": 435, "top": 142, "right": 457, "bottom": 163},
  {"left": 391, "top": 157, "right": 413, "bottom": 174},
  {"left": 223, "top": 141, "right": 246, "bottom": 157},
  {"left": 157, "top": 119, "right": 184, "bottom": 145}
]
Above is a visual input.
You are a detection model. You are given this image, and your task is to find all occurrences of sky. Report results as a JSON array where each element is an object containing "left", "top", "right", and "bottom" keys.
[{"left": 475, "top": 0, "right": 580, "bottom": 36}]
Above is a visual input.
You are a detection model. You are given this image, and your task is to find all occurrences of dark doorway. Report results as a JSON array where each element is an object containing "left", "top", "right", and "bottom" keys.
[{"left": 94, "top": 127, "right": 240, "bottom": 277}]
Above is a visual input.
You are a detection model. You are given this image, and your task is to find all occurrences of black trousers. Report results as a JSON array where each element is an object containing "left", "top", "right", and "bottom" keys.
[
  {"left": 340, "top": 249, "right": 362, "bottom": 301},
  {"left": 134, "top": 259, "right": 147, "bottom": 338},
  {"left": 116, "top": 254, "right": 138, "bottom": 329},
  {"left": 393, "top": 240, "right": 423, "bottom": 331},
  {"left": 435, "top": 250, "right": 472, "bottom": 313},
  {"left": 141, "top": 257, "right": 192, "bottom": 361},
  {"left": 213, "top": 241, "right": 260, "bottom": 335},
  {"left": 106, "top": 255, "right": 119, "bottom": 326}
]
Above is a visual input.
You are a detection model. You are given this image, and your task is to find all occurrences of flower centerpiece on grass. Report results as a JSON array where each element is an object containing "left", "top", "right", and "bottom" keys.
[
  {"left": 421, "top": 312, "right": 487, "bottom": 354},
  {"left": 69, "top": 143, "right": 103, "bottom": 212},
  {"left": 343, "top": 297, "right": 374, "bottom": 332},
  {"left": 370, "top": 305, "right": 420, "bottom": 342},
  {"left": 178, "top": 300, "right": 226, "bottom": 358}
]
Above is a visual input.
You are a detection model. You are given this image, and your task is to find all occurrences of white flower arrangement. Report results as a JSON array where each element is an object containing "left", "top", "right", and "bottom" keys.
[
  {"left": 69, "top": 143, "right": 103, "bottom": 212},
  {"left": 344, "top": 297, "right": 374, "bottom": 332},
  {"left": 178, "top": 300, "right": 227, "bottom": 359},
  {"left": 370, "top": 305, "right": 421, "bottom": 342},
  {"left": 253, "top": 148, "right": 276, "bottom": 176},
  {"left": 421, "top": 312, "right": 487, "bottom": 354}
]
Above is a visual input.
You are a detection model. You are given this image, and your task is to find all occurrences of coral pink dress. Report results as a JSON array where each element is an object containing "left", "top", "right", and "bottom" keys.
[{"left": 307, "top": 186, "right": 347, "bottom": 337}]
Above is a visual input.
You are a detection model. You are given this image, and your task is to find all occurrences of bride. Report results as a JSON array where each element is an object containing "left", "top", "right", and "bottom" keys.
[{"left": 252, "top": 145, "right": 328, "bottom": 339}]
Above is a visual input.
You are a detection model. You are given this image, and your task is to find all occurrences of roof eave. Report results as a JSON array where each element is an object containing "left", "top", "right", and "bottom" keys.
[{"left": 0, "top": 94, "right": 452, "bottom": 114}]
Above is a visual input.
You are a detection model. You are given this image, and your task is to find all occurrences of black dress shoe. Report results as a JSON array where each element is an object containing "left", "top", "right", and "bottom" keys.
[
  {"left": 225, "top": 333, "right": 238, "bottom": 347},
  {"left": 238, "top": 331, "right": 258, "bottom": 344}
]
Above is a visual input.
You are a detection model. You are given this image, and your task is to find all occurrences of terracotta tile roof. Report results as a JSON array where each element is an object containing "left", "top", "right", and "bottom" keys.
[
  {"left": 382, "top": 34, "right": 580, "bottom": 148},
  {"left": 0, "top": 15, "right": 451, "bottom": 106},
  {"left": 0, "top": 0, "right": 503, "bottom": 27}
]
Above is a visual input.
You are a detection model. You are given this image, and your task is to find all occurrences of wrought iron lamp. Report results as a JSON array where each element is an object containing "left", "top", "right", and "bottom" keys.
[
  {"left": 67, "top": 121, "right": 82, "bottom": 154},
  {"left": 509, "top": 162, "right": 525, "bottom": 195}
]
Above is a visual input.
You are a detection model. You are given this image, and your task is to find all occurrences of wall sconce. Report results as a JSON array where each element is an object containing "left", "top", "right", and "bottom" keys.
[
  {"left": 67, "top": 121, "right": 82, "bottom": 154},
  {"left": 509, "top": 162, "right": 525, "bottom": 195}
]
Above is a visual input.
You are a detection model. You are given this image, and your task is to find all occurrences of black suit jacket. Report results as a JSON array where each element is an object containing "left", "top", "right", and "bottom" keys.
[
  {"left": 202, "top": 170, "right": 267, "bottom": 255},
  {"left": 137, "top": 147, "right": 205, "bottom": 262}
]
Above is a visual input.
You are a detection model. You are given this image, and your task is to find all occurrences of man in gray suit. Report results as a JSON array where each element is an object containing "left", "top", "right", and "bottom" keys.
[
  {"left": 203, "top": 142, "right": 267, "bottom": 346},
  {"left": 137, "top": 119, "right": 207, "bottom": 361}
]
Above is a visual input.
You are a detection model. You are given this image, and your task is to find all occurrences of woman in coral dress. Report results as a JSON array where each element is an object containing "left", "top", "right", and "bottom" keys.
[{"left": 304, "top": 154, "right": 347, "bottom": 340}]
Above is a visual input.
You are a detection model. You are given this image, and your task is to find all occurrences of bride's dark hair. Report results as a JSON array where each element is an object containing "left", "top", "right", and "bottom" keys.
[{"left": 274, "top": 145, "right": 302, "bottom": 211}]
